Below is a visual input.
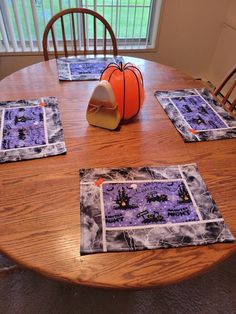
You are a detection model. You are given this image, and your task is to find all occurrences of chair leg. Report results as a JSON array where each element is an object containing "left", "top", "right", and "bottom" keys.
[{"left": 228, "top": 98, "right": 236, "bottom": 112}]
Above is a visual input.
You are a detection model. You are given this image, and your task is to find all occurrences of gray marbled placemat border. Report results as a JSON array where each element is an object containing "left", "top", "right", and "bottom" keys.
[
  {"left": 57, "top": 55, "right": 124, "bottom": 81},
  {"left": 80, "top": 164, "right": 235, "bottom": 254},
  {"left": 0, "top": 97, "right": 66, "bottom": 163},
  {"left": 155, "top": 88, "right": 236, "bottom": 142}
]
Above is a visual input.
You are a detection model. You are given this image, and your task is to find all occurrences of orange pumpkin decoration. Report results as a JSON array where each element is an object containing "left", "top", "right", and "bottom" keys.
[{"left": 100, "top": 62, "right": 144, "bottom": 121}]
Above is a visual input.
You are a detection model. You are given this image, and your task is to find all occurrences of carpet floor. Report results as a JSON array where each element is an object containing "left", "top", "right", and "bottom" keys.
[{"left": 0, "top": 252, "right": 236, "bottom": 314}]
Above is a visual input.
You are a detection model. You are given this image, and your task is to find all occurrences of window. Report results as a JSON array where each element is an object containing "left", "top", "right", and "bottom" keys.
[{"left": 0, "top": 0, "right": 162, "bottom": 53}]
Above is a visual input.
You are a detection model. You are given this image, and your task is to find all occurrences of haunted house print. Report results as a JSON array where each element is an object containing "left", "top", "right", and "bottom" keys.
[
  {"left": 102, "top": 181, "right": 199, "bottom": 228},
  {"left": 80, "top": 164, "right": 234, "bottom": 254},
  {"left": 155, "top": 88, "right": 236, "bottom": 142},
  {"left": 0, "top": 97, "right": 66, "bottom": 162}
]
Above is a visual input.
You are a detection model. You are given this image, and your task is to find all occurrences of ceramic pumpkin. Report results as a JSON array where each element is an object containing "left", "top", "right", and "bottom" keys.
[{"left": 100, "top": 62, "right": 144, "bottom": 121}]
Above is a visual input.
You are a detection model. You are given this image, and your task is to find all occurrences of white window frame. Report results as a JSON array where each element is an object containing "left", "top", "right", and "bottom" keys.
[{"left": 0, "top": 0, "right": 162, "bottom": 54}]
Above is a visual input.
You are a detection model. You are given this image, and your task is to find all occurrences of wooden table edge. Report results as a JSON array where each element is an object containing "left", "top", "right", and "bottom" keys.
[{"left": 1, "top": 244, "right": 236, "bottom": 289}]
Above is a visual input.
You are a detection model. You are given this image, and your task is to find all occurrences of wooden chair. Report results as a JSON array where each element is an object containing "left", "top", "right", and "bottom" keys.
[
  {"left": 42, "top": 8, "right": 118, "bottom": 61},
  {"left": 213, "top": 65, "right": 236, "bottom": 118}
]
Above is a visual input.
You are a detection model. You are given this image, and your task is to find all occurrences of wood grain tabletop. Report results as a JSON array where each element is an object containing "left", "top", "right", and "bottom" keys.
[{"left": 0, "top": 57, "right": 235, "bottom": 289}]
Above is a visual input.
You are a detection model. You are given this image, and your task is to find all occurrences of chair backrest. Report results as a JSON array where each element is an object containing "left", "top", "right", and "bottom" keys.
[
  {"left": 213, "top": 65, "right": 236, "bottom": 114},
  {"left": 42, "top": 8, "right": 118, "bottom": 61}
]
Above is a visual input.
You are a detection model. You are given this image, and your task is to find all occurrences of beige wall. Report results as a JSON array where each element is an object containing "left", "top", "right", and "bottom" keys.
[
  {"left": 0, "top": 0, "right": 233, "bottom": 81},
  {"left": 156, "top": 0, "right": 230, "bottom": 78},
  {"left": 206, "top": 0, "right": 236, "bottom": 87}
]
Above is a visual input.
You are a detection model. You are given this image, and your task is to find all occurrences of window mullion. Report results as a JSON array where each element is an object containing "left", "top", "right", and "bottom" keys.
[
  {"left": 12, "top": 0, "right": 26, "bottom": 51},
  {"left": 68, "top": 0, "right": 74, "bottom": 49},
  {"left": 30, "top": 0, "right": 42, "bottom": 51},
  {"left": 41, "top": 0, "right": 47, "bottom": 26},
  {"left": 22, "top": 0, "right": 34, "bottom": 51},
  {"left": 148, "top": 0, "right": 162, "bottom": 49},
  {"left": 102, "top": 0, "right": 104, "bottom": 21},
  {"left": 131, "top": 0, "right": 138, "bottom": 49},
  {"left": 59, "top": 0, "right": 63, "bottom": 11},
  {"left": 1, "top": 0, "right": 18, "bottom": 51},
  {"left": 145, "top": 0, "right": 153, "bottom": 48},
  {"left": 94, "top": 0, "right": 97, "bottom": 51},
  {"left": 110, "top": 0, "right": 114, "bottom": 51},
  {"left": 49, "top": 0, "right": 58, "bottom": 52},
  {"left": 41, "top": 0, "right": 51, "bottom": 50},
  {"left": 0, "top": 9, "right": 10, "bottom": 52},
  {"left": 76, "top": 0, "right": 83, "bottom": 50},
  {"left": 115, "top": 0, "right": 118, "bottom": 48},
  {"left": 84, "top": 0, "right": 89, "bottom": 51},
  {"left": 138, "top": 1, "right": 145, "bottom": 48},
  {"left": 124, "top": 1, "right": 130, "bottom": 49},
  {"left": 118, "top": 0, "right": 122, "bottom": 50}
]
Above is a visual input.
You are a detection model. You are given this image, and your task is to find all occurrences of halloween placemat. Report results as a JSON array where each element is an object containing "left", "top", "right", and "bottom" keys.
[
  {"left": 80, "top": 164, "right": 234, "bottom": 254},
  {"left": 57, "top": 56, "right": 124, "bottom": 81},
  {"left": 155, "top": 88, "right": 236, "bottom": 142},
  {"left": 0, "top": 97, "right": 66, "bottom": 163}
]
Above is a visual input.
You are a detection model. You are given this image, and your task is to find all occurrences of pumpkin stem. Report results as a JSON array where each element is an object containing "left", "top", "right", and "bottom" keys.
[{"left": 119, "top": 62, "right": 123, "bottom": 71}]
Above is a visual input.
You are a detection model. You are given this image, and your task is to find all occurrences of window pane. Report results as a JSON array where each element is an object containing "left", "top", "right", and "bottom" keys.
[{"left": 0, "top": 0, "right": 161, "bottom": 52}]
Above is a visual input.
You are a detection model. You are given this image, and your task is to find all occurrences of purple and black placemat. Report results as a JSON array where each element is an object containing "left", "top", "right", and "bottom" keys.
[
  {"left": 57, "top": 55, "right": 124, "bottom": 81},
  {"left": 0, "top": 97, "right": 66, "bottom": 163},
  {"left": 155, "top": 88, "right": 236, "bottom": 142},
  {"left": 80, "top": 164, "right": 234, "bottom": 254}
]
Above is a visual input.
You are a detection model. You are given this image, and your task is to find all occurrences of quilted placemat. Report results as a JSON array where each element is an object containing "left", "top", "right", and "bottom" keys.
[
  {"left": 155, "top": 88, "right": 236, "bottom": 142},
  {"left": 0, "top": 97, "right": 66, "bottom": 163},
  {"left": 80, "top": 164, "right": 234, "bottom": 254},
  {"left": 57, "top": 55, "right": 124, "bottom": 81}
]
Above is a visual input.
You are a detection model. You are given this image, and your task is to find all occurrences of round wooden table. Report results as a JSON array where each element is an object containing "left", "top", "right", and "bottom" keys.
[{"left": 0, "top": 57, "right": 235, "bottom": 289}]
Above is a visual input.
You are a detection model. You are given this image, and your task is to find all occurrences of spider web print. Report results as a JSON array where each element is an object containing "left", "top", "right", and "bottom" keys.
[
  {"left": 80, "top": 164, "right": 235, "bottom": 254},
  {"left": 0, "top": 97, "right": 66, "bottom": 163},
  {"left": 155, "top": 88, "right": 236, "bottom": 142}
]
